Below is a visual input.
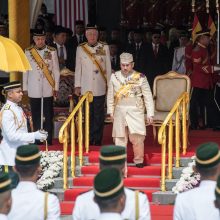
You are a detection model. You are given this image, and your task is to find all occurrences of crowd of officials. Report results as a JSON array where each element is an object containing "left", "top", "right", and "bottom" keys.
[{"left": 0, "top": 2, "right": 220, "bottom": 220}]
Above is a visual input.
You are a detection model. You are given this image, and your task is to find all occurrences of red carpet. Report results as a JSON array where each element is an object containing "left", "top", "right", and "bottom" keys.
[{"left": 41, "top": 125, "right": 220, "bottom": 218}]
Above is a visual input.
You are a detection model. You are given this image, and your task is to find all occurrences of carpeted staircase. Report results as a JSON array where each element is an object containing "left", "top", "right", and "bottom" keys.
[{"left": 41, "top": 125, "right": 220, "bottom": 220}]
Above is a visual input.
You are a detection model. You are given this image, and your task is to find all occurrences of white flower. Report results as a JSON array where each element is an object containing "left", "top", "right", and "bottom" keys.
[
  {"left": 37, "top": 151, "right": 63, "bottom": 190},
  {"left": 172, "top": 155, "right": 201, "bottom": 194}
]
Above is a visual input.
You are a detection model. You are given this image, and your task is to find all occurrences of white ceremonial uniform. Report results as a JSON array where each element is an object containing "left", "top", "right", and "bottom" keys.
[
  {"left": 0, "top": 214, "right": 7, "bottom": 220},
  {"left": 174, "top": 180, "right": 219, "bottom": 220},
  {"left": 72, "top": 188, "right": 151, "bottom": 220},
  {"left": 74, "top": 42, "right": 111, "bottom": 96},
  {"left": 97, "top": 213, "right": 122, "bottom": 220},
  {"left": 8, "top": 181, "right": 60, "bottom": 220},
  {"left": 107, "top": 71, "right": 154, "bottom": 137},
  {"left": 23, "top": 45, "right": 60, "bottom": 98},
  {"left": 172, "top": 46, "right": 186, "bottom": 74},
  {"left": 0, "top": 100, "right": 35, "bottom": 166},
  {"left": 107, "top": 71, "right": 154, "bottom": 163}
]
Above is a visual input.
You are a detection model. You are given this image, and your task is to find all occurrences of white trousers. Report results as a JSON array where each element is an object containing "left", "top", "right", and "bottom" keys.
[{"left": 114, "top": 126, "right": 145, "bottom": 164}]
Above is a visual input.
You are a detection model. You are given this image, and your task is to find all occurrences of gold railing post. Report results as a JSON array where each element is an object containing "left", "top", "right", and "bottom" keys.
[
  {"left": 182, "top": 96, "right": 187, "bottom": 155},
  {"left": 78, "top": 106, "right": 83, "bottom": 166},
  {"left": 71, "top": 119, "right": 75, "bottom": 177},
  {"left": 161, "top": 129, "right": 167, "bottom": 192},
  {"left": 175, "top": 108, "right": 180, "bottom": 168},
  {"left": 85, "top": 96, "right": 89, "bottom": 153},
  {"left": 63, "top": 128, "right": 68, "bottom": 189},
  {"left": 168, "top": 119, "right": 173, "bottom": 179}
]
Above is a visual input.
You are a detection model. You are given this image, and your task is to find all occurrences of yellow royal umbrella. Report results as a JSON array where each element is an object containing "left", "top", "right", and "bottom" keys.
[{"left": 0, "top": 35, "right": 32, "bottom": 72}]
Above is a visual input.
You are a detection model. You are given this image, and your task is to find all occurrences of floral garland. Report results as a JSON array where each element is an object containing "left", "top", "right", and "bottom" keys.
[
  {"left": 37, "top": 151, "right": 63, "bottom": 191},
  {"left": 172, "top": 156, "right": 201, "bottom": 194}
]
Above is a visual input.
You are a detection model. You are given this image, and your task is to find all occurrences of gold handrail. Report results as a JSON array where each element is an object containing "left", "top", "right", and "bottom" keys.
[
  {"left": 158, "top": 92, "right": 189, "bottom": 192},
  {"left": 59, "top": 91, "right": 93, "bottom": 189}
]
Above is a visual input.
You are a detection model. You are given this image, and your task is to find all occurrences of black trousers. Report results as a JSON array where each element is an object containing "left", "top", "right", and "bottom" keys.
[
  {"left": 89, "top": 95, "right": 105, "bottom": 145},
  {"left": 30, "top": 97, "right": 54, "bottom": 144},
  {"left": 190, "top": 87, "right": 219, "bottom": 128}
]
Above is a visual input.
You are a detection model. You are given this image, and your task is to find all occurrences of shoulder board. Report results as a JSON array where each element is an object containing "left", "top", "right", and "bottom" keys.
[
  {"left": 47, "top": 46, "right": 56, "bottom": 51},
  {"left": 79, "top": 42, "right": 87, "bottom": 46},
  {"left": 26, "top": 45, "right": 34, "bottom": 51},
  {"left": 3, "top": 104, "right": 10, "bottom": 110},
  {"left": 127, "top": 188, "right": 145, "bottom": 194},
  {"left": 99, "top": 41, "right": 107, "bottom": 45}
]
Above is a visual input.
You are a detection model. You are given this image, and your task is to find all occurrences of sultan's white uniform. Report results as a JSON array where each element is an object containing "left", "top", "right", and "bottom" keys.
[
  {"left": 8, "top": 181, "right": 60, "bottom": 220},
  {"left": 0, "top": 100, "right": 35, "bottom": 166},
  {"left": 174, "top": 180, "right": 219, "bottom": 220},
  {"left": 72, "top": 188, "right": 151, "bottom": 220}
]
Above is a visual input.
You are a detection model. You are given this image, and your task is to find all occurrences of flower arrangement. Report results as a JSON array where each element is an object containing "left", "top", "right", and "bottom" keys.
[
  {"left": 172, "top": 156, "right": 201, "bottom": 194},
  {"left": 37, "top": 151, "right": 63, "bottom": 190}
]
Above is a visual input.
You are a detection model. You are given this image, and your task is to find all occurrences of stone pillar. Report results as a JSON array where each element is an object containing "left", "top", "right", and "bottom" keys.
[{"left": 8, "top": 0, "right": 30, "bottom": 81}]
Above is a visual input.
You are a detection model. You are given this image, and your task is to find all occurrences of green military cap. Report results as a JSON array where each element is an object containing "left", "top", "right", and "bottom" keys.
[
  {"left": 196, "top": 142, "right": 220, "bottom": 168},
  {"left": 94, "top": 167, "right": 124, "bottom": 200},
  {"left": 216, "top": 175, "right": 220, "bottom": 199},
  {"left": 99, "top": 145, "right": 126, "bottom": 165},
  {"left": 0, "top": 172, "right": 12, "bottom": 193},
  {"left": 15, "top": 144, "right": 41, "bottom": 165},
  {"left": 2, "top": 81, "right": 21, "bottom": 92}
]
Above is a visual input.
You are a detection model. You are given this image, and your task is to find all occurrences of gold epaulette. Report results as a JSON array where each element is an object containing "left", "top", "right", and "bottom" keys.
[
  {"left": 79, "top": 42, "right": 87, "bottom": 46},
  {"left": 47, "top": 45, "right": 56, "bottom": 51},
  {"left": 26, "top": 45, "right": 34, "bottom": 51},
  {"left": 99, "top": 41, "right": 107, "bottom": 45},
  {"left": 3, "top": 104, "right": 10, "bottom": 110}
]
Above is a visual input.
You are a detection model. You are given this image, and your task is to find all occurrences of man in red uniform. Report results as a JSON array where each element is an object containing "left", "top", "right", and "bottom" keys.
[{"left": 190, "top": 29, "right": 219, "bottom": 129}]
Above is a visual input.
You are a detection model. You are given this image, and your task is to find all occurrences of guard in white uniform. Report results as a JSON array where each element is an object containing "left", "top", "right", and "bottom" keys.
[
  {"left": 8, "top": 144, "right": 60, "bottom": 220},
  {"left": 0, "top": 172, "right": 12, "bottom": 219},
  {"left": 72, "top": 145, "right": 151, "bottom": 220},
  {"left": 107, "top": 53, "right": 154, "bottom": 167},
  {"left": 74, "top": 24, "right": 111, "bottom": 145},
  {"left": 94, "top": 168, "right": 125, "bottom": 220},
  {"left": 174, "top": 142, "right": 220, "bottom": 220},
  {"left": 214, "top": 175, "right": 220, "bottom": 210},
  {"left": 23, "top": 29, "right": 60, "bottom": 145},
  {"left": 0, "top": 81, "right": 47, "bottom": 167}
]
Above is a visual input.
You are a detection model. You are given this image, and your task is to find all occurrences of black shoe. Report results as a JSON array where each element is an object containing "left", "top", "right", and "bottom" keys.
[
  {"left": 135, "top": 163, "right": 144, "bottom": 168},
  {"left": 94, "top": 142, "right": 102, "bottom": 146}
]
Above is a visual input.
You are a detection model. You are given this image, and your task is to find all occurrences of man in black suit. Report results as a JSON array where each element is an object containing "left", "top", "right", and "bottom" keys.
[
  {"left": 145, "top": 29, "right": 170, "bottom": 89},
  {"left": 50, "top": 26, "right": 68, "bottom": 70},
  {"left": 109, "top": 40, "right": 120, "bottom": 72},
  {"left": 65, "top": 20, "right": 86, "bottom": 71},
  {"left": 126, "top": 29, "right": 148, "bottom": 74}
]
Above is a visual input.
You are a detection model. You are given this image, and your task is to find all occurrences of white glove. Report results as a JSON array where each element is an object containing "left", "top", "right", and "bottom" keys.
[{"left": 34, "top": 130, "right": 48, "bottom": 141}]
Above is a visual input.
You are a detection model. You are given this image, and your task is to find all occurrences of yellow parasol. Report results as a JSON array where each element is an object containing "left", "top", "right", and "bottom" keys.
[{"left": 0, "top": 35, "right": 32, "bottom": 72}]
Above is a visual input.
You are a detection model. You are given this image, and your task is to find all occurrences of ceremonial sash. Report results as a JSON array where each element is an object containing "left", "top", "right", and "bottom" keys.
[
  {"left": 114, "top": 72, "right": 141, "bottom": 105},
  {"left": 44, "top": 192, "right": 48, "bottom": 220},
  {"left": 135, "top": 190, "right": 139, "bottom": 220},
  {"left": 30, "top": 48, "right": 55, "bottom": 89},
  {"left": 81, "top": 44, "right": 107, "bottom": 85}
]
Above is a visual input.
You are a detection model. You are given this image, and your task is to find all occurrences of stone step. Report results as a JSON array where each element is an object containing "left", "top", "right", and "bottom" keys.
[
  {"left": 174, "top": 157, "right": 193, "bottom": 167},
  {"left": 152, "top": 191, "right": 177, "bottom": 205},
  {"left": 172, "top": 167, "right": 184, "bottom": 179},
  {"left": 165, "top": 179, "right": 179, "bottom": 191},
  {"left": 61, "top": 216, "right": 72, "bottom": 220},
  {"left": 54, "top": 177, "right": 73, "bottom": 189}
]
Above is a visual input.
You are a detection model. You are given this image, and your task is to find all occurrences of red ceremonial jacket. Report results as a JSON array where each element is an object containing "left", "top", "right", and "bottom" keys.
[{"left": 191, "top": 42, "right": 215, "bottom": 89}]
